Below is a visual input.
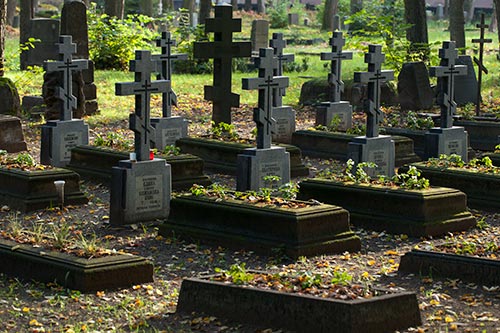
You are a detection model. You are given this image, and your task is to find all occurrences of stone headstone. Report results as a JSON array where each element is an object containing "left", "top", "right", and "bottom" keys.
[
  {"left": 25, "top": 18, "right": 60, "bottom": 68},
  {"left": 151, "top": 32, "right": 189, "bottom": 150},
  {"left": 0, "top": 77, "right": 21, "bottom": 117},
  {"left": 111, "top": 50, "right": 172, "bottom": 226},
  {"left": 251, "top": 20, "right": 269, "bottom": 52},
  {"left": 436, "top": 4, "right": 444, "bottom": 19},
  {"left": 288, "top": 13, "right": 299, "bottom": 25},
  {"left": 193, "top": 4, "right": 252, "bottom": 124},
  {"left": 0, "top": 115, "right": 28, "bottom": 153},
  {"left": 398, "top": 62, "right": 434, "bottom": 111},
  {"left": 22, "top": 95, "right": 45, "bottom": 118},
  {"left": 269, "top": 33, "right": 296, "bottom": 143},
  {"left": 238, "top": 48, "right": 291, "bottom": 191},
  {"left": 453, "top": 55, "right": 478, "bottom": 106},
  {"left": 316, "top": 31, "right": 353, "bottom": 131},
  {"left": 40, "top": 35, "right": 89, "bottom": 167},
  {"left": 426, "top": 41, "right": 468, "bottom": 161},
  {"left": 348, "top": 44, "right": 395, "bottom": 177}
]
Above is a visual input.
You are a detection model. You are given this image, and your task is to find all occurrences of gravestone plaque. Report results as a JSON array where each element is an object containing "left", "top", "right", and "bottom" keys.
[
  {"left": 151, "top": 32, "right": 189, "bottom": 150},
  {"left": 348, "top": 45, "right": 395, "bottom": 177},
  {"left": 40, "top": 35, "right": 89, "bottom": 167},
  {"left": 398, "top": 62, "right": 434, "bottom": 110},
  {"left": 238, "top": 48, "right": 291, "bottom": 191},
  {"left": 251, "top": 20, "right": 269, "bottom": 52},
  {"left": 426, "top": 41, "right": 468, "bottom": 161},
  {"left": 194, "top": 4, "right": 251, "bottom": 124},
  {"left": 315, "top": 31, "right": 353, "bottom": 131},
  {"left": 269, "top": 33, "right": 295, "bottom": 143},
  {"left": 111, "top": 50, "right": 172, "bottom": 226}
]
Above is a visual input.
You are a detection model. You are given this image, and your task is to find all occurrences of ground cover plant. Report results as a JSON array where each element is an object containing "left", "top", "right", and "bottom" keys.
[{"left": 1, "top": 7, "right": 500, "bottom": 332}]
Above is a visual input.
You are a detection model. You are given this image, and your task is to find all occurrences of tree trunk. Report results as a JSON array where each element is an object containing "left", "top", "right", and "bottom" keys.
[
  {"left": 257, "top": 0, "right": 265, "bottom": 14},
  {"left": 105, "top": 0, "right": 124, "bottom": 18},
  {"left": 163, "top": 0, "right": 174, "bottom": 12},
  {"left": 449, "top": 0, "right": 465, "bottom": 53},
  {"left": 244, "top": 0, "right": 251, "bottom": 12},
  {"left": 1, "top": 0, "right": 5, "bottom": 77},
  {"left": 199, "top": 0, "right": 211, "bottom": 24},
  {"left": 231, "top": 0, "right": 238, "bottom": 11},
  {"left": 464, "top": 0, "right": 473, "bottom": 22},
  {"left": 404, "top": 0, "right": 428, "bottom": 45},
  {"left": 182, "top": 0, "right": 195, "bottom": 25},
  {"left": 322, "top": 0, "right": 339, "bottom": 31},
  {"left": 7, "top": 0, "right": 16, "bottom": 26},
  {"left": 494, "top": 0, "right": 500, "bottom": 58},
  {"left": 490, "top": 3, "right": 497, "bottom": 32},
  {"left": 350, "top": 0, "right": 362, "bottom": 14},
  {"left": 140, "top": 0, "right": 153, "bottom": 16}
]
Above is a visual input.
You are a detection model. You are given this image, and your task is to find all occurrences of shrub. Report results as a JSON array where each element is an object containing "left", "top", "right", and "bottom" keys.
[{"left": 268, "top": 0, "right": 289, "bottom": 28}]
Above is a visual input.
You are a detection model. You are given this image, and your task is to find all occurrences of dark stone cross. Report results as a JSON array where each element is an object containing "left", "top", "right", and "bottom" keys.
[
  {"left": 472, "top": 13, "right": 492, "bottom": 116},
  {"left": 321, "top": 31, "right": 352, "bottom": 102},
  {"left": 269, "top": 33, "right": 294, "bottom": 107},
  {"left": 43, "top": 35, "right": 88, "bottom": 121},
  {"left": 194, "top": 4, "right": 251, "bottom": 124},
  {"left": 430, "top": 41, "right": 467, "bottom": 128},
  {"left": 152, "top": 31, "right": 188, "bottom": 118},
  {"left": 116, "top": 50, "right": 169, "bottom": 161},
  {"left": 242, "top": 48, "right": 289, "bottom": 149},
  {"left": 354, "top": 45, "right": 394, "bottom": 138}
]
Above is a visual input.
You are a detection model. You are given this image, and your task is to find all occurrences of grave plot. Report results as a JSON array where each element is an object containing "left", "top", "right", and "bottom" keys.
[
  {"left": 401, "top": 155, "right": 500, "bottom": 210},
  {"left": 176, "top": 266, "right": 421, "bottom": 333},
  {"left": 178, "top": 4, "right": 309, "bottom": 177},
  {"left": 298, "top": 162, "right": 476, "bottom": 236},
  {"left": 0, "top": 152, "right": 87, "bottom": 212}
]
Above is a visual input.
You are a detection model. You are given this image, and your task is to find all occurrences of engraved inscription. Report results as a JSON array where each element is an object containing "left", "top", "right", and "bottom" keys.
[
  {"left": 445, "top": 140, "right": 463, "bottom": 156},
  {"left": 259, "top": 161, "right": 282, "bottom": 188},
  {"left": 368, "top": 149, "right": 388, "bottom": 175},
  {"left": 162, "top": 127, "right": 182, "bottom": 147},
  {"left": 60, "top": 131, "right": 82, "bottom": 161},
  {"left": 135, "top": 175, "right": 163, "bottom": 213},
  {"left": 275, "top": 117, "right": 290, "bottom": 139}
]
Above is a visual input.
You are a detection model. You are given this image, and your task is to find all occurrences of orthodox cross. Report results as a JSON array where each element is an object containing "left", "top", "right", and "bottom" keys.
[
  {"left": 152, "top": 31, "right": 188, "bottom": 118},
  {"left": 116, "top": 50, "right": 169, "bottom": 161},
  {"left": 269, "top": 33, "right": 294, "bottom": 107},
  {"left": 472, "top": 13, "right": 492, "bottom": 116},
  {"left": 353, "top": 44, "right": 394, "bottom": 138},
  {"left": 321, "top": 31, "right": 352, "bottom": 102},
  {"left": 193, "top": 4, "right": 251, "bottom": 124},
  {"left": 242, "top": 48, "right": 289, "bottom": 149},
  {"left": 43, "top": 35, "right": 88, "bottom": 121},
  {"left": 430, "top": 41, "right": 467, "bottom": 128}
]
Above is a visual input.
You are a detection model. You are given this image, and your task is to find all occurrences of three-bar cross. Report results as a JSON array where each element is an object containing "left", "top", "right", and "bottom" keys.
[
  {"left": 194, "top": 4, "right": 251, "bottom": 124},
  {"left": 321, "top": 31, "right": 352, "bottom": 102},
  {"left": 152, "top": 31, "right": 188, "bottom": 118},
  {"left": 269, "top": 33, "right": 294, "bottom": 107},
  {"left": 242, "top": 48, "right": 289, "bottom": 149},
  {"left": 116, "top": 50, "right": 169, "bottom": 161},
  {"left": 472, "top": 13, "right": 492, "bottom": 116},
  {"left": 354, "top": 44, "right": 394, "bottom": 138},
  {"left": 430, "top": 41, "right": 467, "bottom": 128},
  {"left": 44, "top": 35, "right": 88, "bottom": 121}
]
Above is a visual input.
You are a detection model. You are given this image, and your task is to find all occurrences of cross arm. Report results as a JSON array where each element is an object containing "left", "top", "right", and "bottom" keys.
[{"left": 320, "top": 51, "right": 353, "bottom": 61}]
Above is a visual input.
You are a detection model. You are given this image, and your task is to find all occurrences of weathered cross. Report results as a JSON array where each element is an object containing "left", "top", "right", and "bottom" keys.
[
  {"left": 152, "top": 31, "right": 188, "bottom": 118},
  {"left": 242, "top": 48, "right": 289, "bottom": 149},
  {"left": 430, "top": 41, "right": 467, "bottom": 128},
  {"left": 116, "top": 50, "right": 169, "bottom": 161},
  {"left": 321, "top": 31, "right": 353, "bottom": 102},
  {"left": 194, "top": 4, "right": 251, "bottom": 124},
  {"left": 472, "top": 13, "right": 492, "bottom": 116},
  {"left": 269, "top": 33, "right": 294, "bottom": 107},
  {"left": 43, "top": 35, "right": 88, "bottom": 121},
  {"left": 354, "top": 44, "right": 394, "bottom": 138}
]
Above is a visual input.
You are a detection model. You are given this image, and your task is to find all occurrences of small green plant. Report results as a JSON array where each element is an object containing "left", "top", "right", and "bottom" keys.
[
  {"left": 14, "top": 153, "right": 36, "bottom": 167},
  {"left": 209, "top": 121, "right": 239, "bottom": 141},
  {"left": 475, "top": 217, "right": 489, "bottom": 230},
  {"left": 346, "top": 124, "right": 366, "bottom": 135},
  {"left": 5, "top": 213, "right": 23, "bottom": 238},
  {"left": 330, "top": 270, "right": 353, "bottom": 286},
  {"left": 215, "top": 263, "right": 254, "bottom": 285},
  {"left": 30, "top": 222, "right": 46, "bottom": 244},
  {"left": 392, "top": 165, "right": 430, "bottom": 190},
  {"left": 50, "top": 221, "right": 72, "bottom": 250},
  {"left": 458, "top": 103, "right": 476, "bottom": 120},
  {"left": 75, "top": 233, "right": 101, "bottom": 257},
  {"left": 94, "top": 132, "right": 133, "bottom": 150},
  {"left": 162, "top": 145, "right": 181, "bottom": 156},
  {"left": 406, "top": 111, "right": 434, "bottom": 130},
  {"left": 298, "top": 271, "right": 323, "bottom": 289},
  {"left": 276, "top": 182, "right": 299, "bottom": 200}
]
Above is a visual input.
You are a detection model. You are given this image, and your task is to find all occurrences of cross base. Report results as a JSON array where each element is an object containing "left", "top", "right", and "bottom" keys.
[
  {"left": 424, "top": 126, "right": 468, "bottom": 162},
  {"left": 272, "top": 106, "right": 295, "bottom": 144},
  {"left": 237, "top": 146, "right": 290, "bottom": 191},
  {"left": 150, "top": 116, "right": 189, "bottom": 150},
  {"left": 347, "top": 135, "right": 395, "bottom": 177},
  {"left": 315, "top": 101, "right": 352, "bottom": 131}
]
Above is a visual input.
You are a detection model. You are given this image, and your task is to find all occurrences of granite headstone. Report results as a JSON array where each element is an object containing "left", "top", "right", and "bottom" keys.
[{"left": 398, "top": 62, "right": 434, "bottom": 110}]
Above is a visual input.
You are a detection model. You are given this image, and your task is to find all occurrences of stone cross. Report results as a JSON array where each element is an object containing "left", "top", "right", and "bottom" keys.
[
  {"left": 43, "top": 35, "right": 89, "bottom": 121},
  {"left": 242, "top": 48, "right": 289, "bottom": 149},
  {"left": 321, "top": 31, "right": 353, "bottom": 102},
  {"left": 152, "top": 31, "right": 188, "bottom": 118},
  {"left": 472, "top": 13, "right": 492, "bottom": 116},
  {"left": 269, "top": 33, "right": 294, "bottom": 107},
  {"left": 430, "top": 41, "right": 467, "bottom": 128},
  {"left": 354, "top": 45, "right": 394, "bottom": 138},
  {"left": 116, "top": 50, "right": 169, "bottom": 161},
  {"left": 194, "top": 4, "right": 251, "bottom": 124}
]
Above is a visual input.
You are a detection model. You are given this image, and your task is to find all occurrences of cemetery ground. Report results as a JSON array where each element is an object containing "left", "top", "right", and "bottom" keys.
[{"left": 2, "top": 17, "right": 500, "bottom": 333}]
